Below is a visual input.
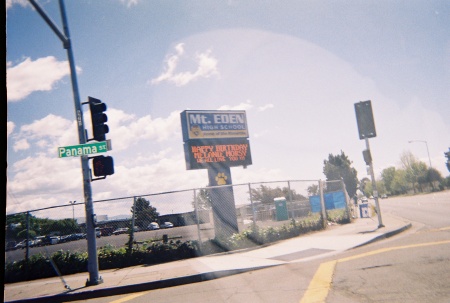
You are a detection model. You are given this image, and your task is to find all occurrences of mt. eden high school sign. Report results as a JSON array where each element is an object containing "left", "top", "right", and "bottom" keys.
[{"left": 180, "top": 110, "right": 252, "bottom": 238}]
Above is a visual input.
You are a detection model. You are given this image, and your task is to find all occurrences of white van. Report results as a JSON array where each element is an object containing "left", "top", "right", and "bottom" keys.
[{"left": 147, "top": 222, "right": 160, "bottom": 230}]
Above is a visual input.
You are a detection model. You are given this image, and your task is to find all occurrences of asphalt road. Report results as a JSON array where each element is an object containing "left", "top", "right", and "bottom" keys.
[{"left": 66, "top": 191, "right": 450, "bottom": 303}]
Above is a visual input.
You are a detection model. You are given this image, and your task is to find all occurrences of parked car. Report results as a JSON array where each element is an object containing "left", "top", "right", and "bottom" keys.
[
  {"left": 15, "top": 240, "right": 34, "bottom": 249},
  {"left": 160, "top": 222, "right": 174, "bottom": 229},
  {"left": 381, "top": 194, "right": 388, "bottom": 199},
  {"left": 147, "top": 222, "right": 160, "bottom": 230},
  {"left": 112, "top": 227, "right": 129, "bottom": 235},
  {"left": 33, "top": 236, "right": 45, "bottom": 247},
  {"left": 99, "top": 227, "right": 115, "bottom": 236},
  {"left": 5, "top": 241, "right": 17, "bottom": 251},
  {"left": 42, "top": 236, "right": 60, "bottom": 245},
  {"left": 361, "top": 197, "right": 368, "bottom": 203},
  {"left": 95, "top": 227, "right": 102, "bottom": 238}
]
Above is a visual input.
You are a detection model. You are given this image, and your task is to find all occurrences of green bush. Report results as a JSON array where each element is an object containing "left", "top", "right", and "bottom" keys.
[{"left": 327, "top": 209, "right": 350, "bottom": 224}]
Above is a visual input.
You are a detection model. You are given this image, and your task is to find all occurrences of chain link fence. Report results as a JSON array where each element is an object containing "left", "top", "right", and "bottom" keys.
[{"left": 5, "top": 179, "right": 352, "bottom": 263}]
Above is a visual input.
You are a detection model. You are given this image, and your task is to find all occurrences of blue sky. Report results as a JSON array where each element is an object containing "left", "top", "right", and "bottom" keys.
[{"left": 6, "top": 0, "right": 450, "bottom": 216}]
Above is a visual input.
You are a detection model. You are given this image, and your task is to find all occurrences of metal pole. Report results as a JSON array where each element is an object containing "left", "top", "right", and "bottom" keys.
[
  {"left": 365, "top": 138, "right": 384, "bottom": 228},
  {"left": 70, "top": 201, "right": 76, "bottom": 221},
  {"left": 193, "top": 189, "right": 202, "bottom": 244},
  {"left": 28, "top": 0, "right": 102, "bottom": 285},
  {"left": 248, "top": 183, "right": 256, "bottom": 225},
  {"left": 319, "top": 180, "right": 327, "bottom": 229}
]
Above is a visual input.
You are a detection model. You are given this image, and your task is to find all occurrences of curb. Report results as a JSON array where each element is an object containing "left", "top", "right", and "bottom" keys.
[
  {"left": 6, "top": 265, "right": 277, "bottom": 303},
  {"left": 6, "top": 221, "right": 413, "bottom": 303},
  {"left": 353, "top": 223, "right": 412, "bottom": 249}
]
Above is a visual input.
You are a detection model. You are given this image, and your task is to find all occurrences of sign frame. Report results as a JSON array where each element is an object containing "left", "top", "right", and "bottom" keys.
[{"left": 181, "top": 110, "right": 249, "bottom": 141}]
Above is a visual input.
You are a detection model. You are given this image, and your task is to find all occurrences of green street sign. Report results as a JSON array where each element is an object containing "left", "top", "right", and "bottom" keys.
[{"left": 58, "top": 140, "right": 111, "bottom": 158}]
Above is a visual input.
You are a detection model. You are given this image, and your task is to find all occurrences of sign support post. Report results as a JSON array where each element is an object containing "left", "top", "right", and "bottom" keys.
[
  {"left": 365, "top": 138, "right": 384, "bottom": 228},
  {"left": 354, "top": 100, "right": 384, "bottom": 228},
  {"left": 207, "top": 165, "right": 239, "bottom": 239}
]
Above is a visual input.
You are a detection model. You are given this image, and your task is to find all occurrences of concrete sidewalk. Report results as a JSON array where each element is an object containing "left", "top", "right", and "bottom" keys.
[{"left": 4, "top": 213, "right": 412, "bottom": 303}]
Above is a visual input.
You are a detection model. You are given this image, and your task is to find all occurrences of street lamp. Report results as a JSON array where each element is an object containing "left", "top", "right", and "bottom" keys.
[
  {"left": 69, "top": 201, "right": 76, "bottom": 221},
  {"left": 408, "top": 140, "right": 432, "bottom": 169}
]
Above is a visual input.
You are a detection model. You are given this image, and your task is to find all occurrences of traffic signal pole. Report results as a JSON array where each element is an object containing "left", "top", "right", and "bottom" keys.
[{"left": 28, "top": 0, "right": 102, "bottom": 285}]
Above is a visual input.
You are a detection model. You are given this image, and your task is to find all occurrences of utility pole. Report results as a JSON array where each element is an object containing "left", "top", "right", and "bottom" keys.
[{"left": 28, "top": 0, "right": 102, "bottom": 285}]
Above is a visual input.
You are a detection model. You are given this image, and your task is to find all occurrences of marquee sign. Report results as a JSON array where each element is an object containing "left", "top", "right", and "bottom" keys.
[
  {"left": 184, "top": 138, "right": 252, "bottom": 170},
  {"left": 181, "top": 110, "right": 252, "bottom": 170}
]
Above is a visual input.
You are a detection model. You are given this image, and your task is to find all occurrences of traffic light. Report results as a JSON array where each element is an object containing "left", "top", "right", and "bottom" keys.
[
  {"left": 355, "top": 100, "right": 377, "bottom": 140},
  {"left": 92, "top": 155, "right": 114, "bottom": 177},
  {"left": 445, "top": 150, "right": 450, "bottom": 172},
  {"left": 89, "top": 96, "right": 109, "bottom": 141},
  {"left": 362, "top": 149, "right": 372, "bottom": 165}
]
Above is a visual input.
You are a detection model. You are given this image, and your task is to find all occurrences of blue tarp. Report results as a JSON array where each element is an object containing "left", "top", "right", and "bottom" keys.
[{"left": 309, "top": 191, "right": 346, "bottom": 212}]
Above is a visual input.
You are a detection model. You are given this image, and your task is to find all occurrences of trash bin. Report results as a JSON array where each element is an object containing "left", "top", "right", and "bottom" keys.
[
  {"left": 359, "top": 204, "right": 370, "bottom": 218},
  {"left": 274, "top": 197, "right": 289, "bottom": 221}
]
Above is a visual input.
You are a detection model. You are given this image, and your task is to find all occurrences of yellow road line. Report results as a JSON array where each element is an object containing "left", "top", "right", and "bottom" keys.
[
  {"left": 299, "top": 240, "right": 450, "bottom": 303},
  {"left": 299, "top": 260, "right": 337, "bottom": 303},
  {"left": 108, "top": 291, "right": 150, "bottom": 303},
  {"left": 338, "top": 240, "right": 450, "bottom": 263}
]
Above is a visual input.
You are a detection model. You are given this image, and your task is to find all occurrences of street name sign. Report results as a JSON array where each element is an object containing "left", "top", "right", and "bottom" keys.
[{"left": 58, "top": 140, "right": 111, "bottom": 158}]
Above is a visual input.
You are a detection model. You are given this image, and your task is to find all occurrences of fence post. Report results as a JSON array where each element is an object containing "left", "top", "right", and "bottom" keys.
[
  {"left": 128, "top": 197, "right": 136, "bottom": 252},
  {"left": 248, "top": 183, "right": 256, "bottom": 225},
  {"left": 319, "top": 180, "right": 327, "bottom": 228},
  {"left": 193, "top": 189, "right": 202, "bottom": 245},
  {"left": 287, "top": 181, "right": 294, "bottom": 219},
  {"left": 340, "top": 178, "right": 351, "bottom": 221},
  {"left": 25, "top": 211, "right": 30, "bottom": 277}
]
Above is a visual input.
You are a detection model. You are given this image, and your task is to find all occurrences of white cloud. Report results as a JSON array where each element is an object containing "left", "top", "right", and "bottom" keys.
[
  {"left": 258, "top": 104, "right": 274, "bottom": 112},
  {"left": 13, "top": 139, "right": 30, "bottom": 152},
  {"left": 7, "top": 121, "right": 15, "bottom": 138},
  {"left": 7, "top": 56, "right": 80, "bottom": 102},
  {"left": 6, "top": 0, "right": 28, "bottom": 10},
  {"left": 19, "top": 114, "right": 73, "bottom": 139},
  {"left": 217, "top": 100, "right": 253, "bottom": 111},
  {"left": 151, "top": 43, "right": 219, "bottom": 86},
  {"left": 107, "top": 109, "right": 181, "bottom": 151},
  {"left": 10, "top": 114, "right": 77, "bottom": 156},
  {"left": 8, "top": 154, "right": 81, "bottom": 202},
  {"left": 120, "top": 0, "right": 140, "bottom": 8}
]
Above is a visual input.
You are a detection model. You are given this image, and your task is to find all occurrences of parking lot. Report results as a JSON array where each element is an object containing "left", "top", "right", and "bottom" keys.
[{"left": 4, "top": 224, "right": 217, "bottom": 263}]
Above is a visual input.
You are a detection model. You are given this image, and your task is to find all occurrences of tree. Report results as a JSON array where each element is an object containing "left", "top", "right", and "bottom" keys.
[
  {"left": 399, "top": 151, "right": 428, "bottom": 193},
  {"left": 307, "top": 184, "right": 319, "bottom": 196},
  {"left": 131, "top": 197, "right": 159, "bottom": 229},
  {"left": 380, "top": 167, "right": 396, "bottom": 195},
  {"left": 427, "top": 168, "right": 443, "bottom": 191},
  {"left": 192, "top": 187, "right": 212, "bottom": 210},
  {"left": 323, "top": 151, "right": 358, "bottom": 197},
  {"left": 359, "top": 177, "right": 371, "bottom": 197},
  {"left": 390, "top": 169, "right": 410, "bottom": 195},
  {"left": 250, "top": 185, "right": 306, "bottom": 204}
]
